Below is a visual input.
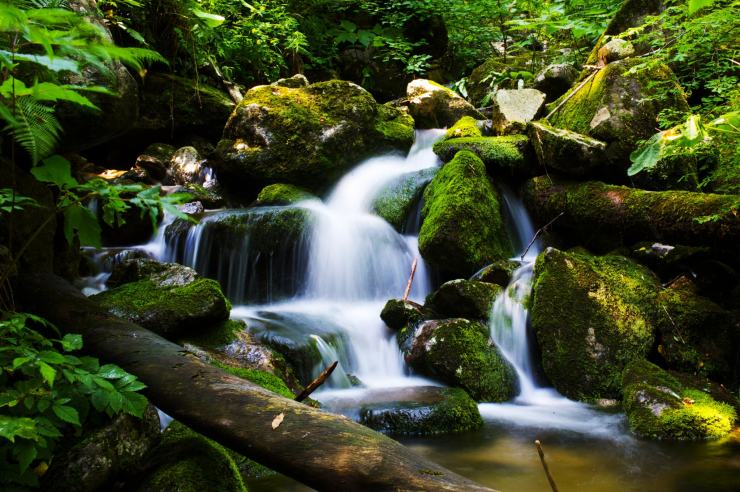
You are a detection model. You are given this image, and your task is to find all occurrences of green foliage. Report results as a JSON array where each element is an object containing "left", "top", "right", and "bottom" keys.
[{"left": 0, "top": 312, "right": 148, "bottom": 488}]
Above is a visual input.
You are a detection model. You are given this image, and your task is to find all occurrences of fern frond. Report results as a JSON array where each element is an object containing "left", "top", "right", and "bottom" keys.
[
  {"left": 89, "top": 45, "right": 168, "bottom": 71},
  {"left": 6, "top": 96, "right": 62, "bottom": 165}
]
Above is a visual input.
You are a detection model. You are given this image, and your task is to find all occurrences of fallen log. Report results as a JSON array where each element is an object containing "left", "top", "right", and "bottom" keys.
[
  {"left": 522, "top": 177, "right": 740, "bottom": 250},
  {"left": 16, "top": 273, "right": 495, "bottom": 492}
]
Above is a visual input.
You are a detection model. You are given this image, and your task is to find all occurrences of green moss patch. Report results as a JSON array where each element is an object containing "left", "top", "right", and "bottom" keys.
[{"left": 433, "top": 135, "right": 536, "bottom": 179}]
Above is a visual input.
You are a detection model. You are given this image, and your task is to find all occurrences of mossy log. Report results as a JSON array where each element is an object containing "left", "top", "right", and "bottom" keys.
[
  {"left": 17, "top": 273, "right": 495, "bottom": 492},
  {"left": 523, "top": 177, "right": 740, "bottom": 250}
]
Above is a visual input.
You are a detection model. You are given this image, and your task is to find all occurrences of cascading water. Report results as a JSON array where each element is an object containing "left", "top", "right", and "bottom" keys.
[{"left": 482, "top": 190, "right": 627, "bottom": 439}]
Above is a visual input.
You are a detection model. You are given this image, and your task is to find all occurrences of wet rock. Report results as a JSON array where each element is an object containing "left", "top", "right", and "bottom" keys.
[
  {"left": 470, "top": 259, "right": 520, "bottom": 287},
  {"left": 425, "top": 279, "right": 502, "bottom": 321},
  {"left": 180, "top": 183, "right": 226, "bottom": 209},
  {"left": 530, "top": 248, "right": 659, "bottom": 400},
  {"left": 132, "top": 143, "right": 177, "bottom": 182},
  {"left": 43, "top": 405, "right": 160, "bottom": 492},
  {"left": 491, "top": 89, "right": 546, "bottom": 135},
  {"left": 528, "top": 120, "right": 607, "bottom": 178},
  {"left": 255, "top": 183, "right": 316, "bottom": 206},
  {"left": 93, "top": 259, "right": 230, "bottom": 338},
  {"left": 419, "top": 151, "right": 512, "bottom": 278},
  {"left": 168, "top": 146, "right": 205, "bottom": 186},
  {"left": 372, "top": 167, "right": 437, "bottom": 231},
  {"left": 403, "top": 79, "right": 485, "bottom": 129},
  {"left": 380, "top": 299, "right": 424, "bottom": 331},
  {"left": 215, "top": 80, "right": 414, "bottom": 195},
  {"left": 533, "top": 64, "right": 578, "bottom": 102},
  {"left": 398, "top": 318, "right": 517, "bottom": 402},
  {"left": 622, "top": 359, "right": 736, "bottom": 440},
  {"left": 178, "top": 201, "right": 205, "bottom": 219},
  {"left": 432, "top": 135, "right": 537, "bottom": 179},
  {"left": 441, "top": 116, "right": 486, "bottom": 141}
]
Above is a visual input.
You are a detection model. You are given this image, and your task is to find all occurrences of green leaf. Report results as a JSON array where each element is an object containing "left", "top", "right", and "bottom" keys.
[
  {"left": 0, "top": 50, "right": 79, "bottom": 72},
  {"left": 0, "top": 416, "right": 38, "bottom": 443},
  {"left": 38, "top": 361, "right": 56, "bottom": 388},
  {"left": 12, "top": 357, "right": 32, "bottom": 369},
  {"left": 98, "top": 364, "right": 129, "bottom": 379},
  {"left": 628, "top": 131, "right": 666, "bottom": 176},
  {"left": 52, "top": 404, "right": 80, "bottom": 426},
  {"left": 192, "top": 8, "right": 225, "bottom": 28},
  {"left": 39, "top": 350, "right": 66, "bottom": 364},
  {"left": 63, "top": 204, "right": 102, "bottom": 248},
  {"left": 122, "top": 392, "right": 148, "bottom": 417},
  {"left": 16, "top": 441, "right": 38, "bottom": 473},
  {"left": 31, "top": 155, "right": 77, "bottom": 188},
  {"left": 60, "top": 334, "right": 83, "bottom": 352},
  {"left": 688, "top": 0, "right": 716, "bottom": 16}
]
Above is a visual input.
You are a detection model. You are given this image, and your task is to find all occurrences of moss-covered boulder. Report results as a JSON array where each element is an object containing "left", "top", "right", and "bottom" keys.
[
  {"left": 380, "top": 299, "right": 424, "bottom": 331},
  {"left": 419, "top": 151, "right": 512, "bottom": 278},
  {"left": 528, "top": 120, "right": 607, "bottom": 178},
  {"left": 215, "top": 80, "right": 414, "bottom": 195},
  {"left": 491, "top": 89, "right": 546, "bottom": 135},
  {"left": 345, "top": 387, "right": 483, "bottom": 436},
  {"left": 548, "top": 58, "right": 689, "bottom": 171},
  {"left": 135, "top": 422, "right": 247, "bottom": 492},
  {"left": 442, "top": 116, "right": 485, "bottom": 141},
  {"left": 433, "top": 135, "right": 537, "bottom": 179},
  {"left": 425, "top": 279, "right": 502, "bottom": 321},
  {"left": 93, "top": 259, "right": 230, "bottom": 338},
  {"left": 398, "top": 319, "right": 517, "bottom": 402},
  {"left": 530, "top": 248, "right": 660, "bottom": 400},
  {"left": 466, "top": 52, "right": 534, "bottom": 106},
  {"left": 622, "top": 360, "right": 736, "bottom": 440},
  {"left": 372, "top": 167, "right": 437, "bottom": 230},
  {"left": 470, "top": 259, "right": 520, "bottom": 287},
  {"left": 533, "top": 63, "right": 578, "bottom": 102},
  {"left": 255, "top": 183, "right": 316, "bottom": 206},
  {"left": 403, "top": 79, "right": 484, "bottom": 129}
]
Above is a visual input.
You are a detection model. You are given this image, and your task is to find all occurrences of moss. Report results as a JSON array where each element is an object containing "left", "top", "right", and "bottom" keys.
[
  {"left": 424, "top": 279, "right": 502, "bottom": 321},
  {"left": 529, "top": 248, "right": 660, "bottom": 401},
  {"left": 215, "top": 80, "right": 414, "bottom": 193},
  {"left": 93, "top": 277, "right": 231, "bottom": 338},
  {"left": 372, "top": 167, "right": 437, "bottom": 230},
  {"left": 183, "top": 319, "right": 246, "bottom": 349},
  {"left": 402, "top": 319, "right": 518, "bottom": 402},
  {"left": 380, "top": 299, "right": 424, "bottom": 331},
  {"left": 443, "top": 116, "right": 483, "bottom": 141},
  {"left": 622, "top": 360, "right": 736, "bottom": 440},
  {"left": 433, "top": 135, "right": 536, "bottom": 179},
  {"left": 255, "top": 183, "right": 315, "bottom": 206},
  {"left": 211, "top": 360, "right": 295, "bottom": 399},
  {"left": 136, "top": 422, "right": 246, "bottom": 492},
  {"left": 419, "top": 150, "right": 512, "bottom": 277}
]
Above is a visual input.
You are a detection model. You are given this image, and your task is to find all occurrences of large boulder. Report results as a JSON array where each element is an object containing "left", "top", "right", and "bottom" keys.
[
  {"left": 214, "top": 80, "right": 414, "bottom": 195},
  {"left": 419, "top": 151, "right": 512, "bottom": 278},
  {"left": 398, "top": 318, "right": 518, "bottom": 402},
  {"left": 425, "top": 279, "right": 502, "bottom": 321},
  {"left": 490, "top": 89, "right": 546, "bottom": 135},
  {"left": 403, "top": 79, "right": 485, "bottom": 129},
  {"left": 530, "top": 248, "right": 660, "bottom": 400},
  {"left": 372, "top": 167, "right": 437, "bottom": 230},
  {"left": 432, "top": 135, "right": 537, "bottom": 179},
  {"left": 528, "top": 120, "right": 607, "bottom": 177},
  {"left": 92, "top": 259, "right": 231, "bottom": 338},
  {"left": 548, "top": 58, "right": 689, "bottom": 174},
  {"left": 622, "top": 360, "right": 736, "bottom": 440},
  {"left": 380, "top": 299, "right": 424, "bottom": 331},
  {"left": 533, "top": 64, "right": 578, "bottom": 102}
]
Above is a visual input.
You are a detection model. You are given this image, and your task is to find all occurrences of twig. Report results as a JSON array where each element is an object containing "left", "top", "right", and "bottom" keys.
[
  {"left": 402, "top": 257, "right": 418, "bottom": 302},
  {"left": 544, "top": 68, "right": 599, "bottom": 121},
  {"left": 535, "top": 440, "right": 559, "bottom": 492},
  {"left": 295, "top": 361, "right": 338, "bottom": 402},
  {"left": 520, "top": 212, "right": 564, "bottom": 260}
]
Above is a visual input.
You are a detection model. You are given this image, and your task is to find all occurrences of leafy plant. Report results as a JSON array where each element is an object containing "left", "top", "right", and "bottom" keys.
[{"left": 0, "top": 312, "right": 148, "bottom": 488}]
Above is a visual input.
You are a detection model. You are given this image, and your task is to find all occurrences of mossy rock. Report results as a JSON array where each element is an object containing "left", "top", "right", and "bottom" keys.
[
  {"left": 215, "top": 80, "right": 414, "bottom": 195},
  {"left": 622, "top": 360, "right": 736, "bottom": 440},
  {"left": 93, "top": 260, "right": 231, "bottom": 339},
  {"left": 255, "top": 183, "right": 315, "bottom": 206},
  {"left": 470, "top": 259, "right": 520, "bottom": 287},
  {"left": 466, "top": 52, "right": 534, "bottom": 107},
  {"left": 403, "top": 79, "right": 484, "bottom": 129},
  {"left": 372, "top": 167, "right": 437, "bottom": 230},
  {"left": 354, "top": 387, "right": 483, "bottom": 436},
  {"left": 398, "top": 319, "right": 517, "bottom": 402},
  {"left": 424, "top": 279, "right": 502, "bottom": 321},
  {"left": 380, "top": 299, "right": 424, "bottom": 331},
  {"left": 548, "top": 58, "right": 689, "bottom": 171},
  {"left": 432, "top": 135, "right": 537, "bottom": 179},
  {"left": 527, "top": 120, "right": 607, "bottom": 178},
  {"left": 442, "top": 116, "right": 485, "bottom": 141},
  {"left": 210, "top": 360, "right": 295, "bottom": 399},
  {"left": 419, "top": 151, "right": 512, "bottom": 278},
  {"left": 135, "top": 422, "right": 247, "bottom": 492},
  {"left": 530, "top": 248, "right": 660, "bottom": 401}
]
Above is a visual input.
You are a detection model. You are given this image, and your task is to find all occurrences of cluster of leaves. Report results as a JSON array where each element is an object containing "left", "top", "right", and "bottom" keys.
[{"left": 0, "top": 312, "right": 148, "bottom": 489}]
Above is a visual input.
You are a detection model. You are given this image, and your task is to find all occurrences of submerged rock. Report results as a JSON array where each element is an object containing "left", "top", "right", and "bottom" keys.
[
  {"left": 215, "top": 80, "right": 414, "bottom": 195},
  {"left": 622, "top": 360, "right": 736, "bottom": 440},
  {"left": 424, "top": 279, "right": 502, "bottom": 321},
  {"left": 398, "top": 318, "right": 517, "bottom": 402},
  {"left": 490, "top": 89, "right": 546, "bottom": 135},
  {"left": 419, "top": 151, "right": 512, "bottom": 278},
  {"left": 372, "top": 167, "right": 438, "bottom": 231},
  {"left": 93, "top": 259, "right": 230, "bottom": 338},
  {"left": 402, "top": 79, "right": 484, "bottom": 129},
  {"left": 432, "top": 135, "right": 537, "bottom": 179},
  {"left": 380, "top": 299, "right": 424, "bottom": 331},
  {"left": 530, "top": 248, "right": 659, "bottom": 400}
]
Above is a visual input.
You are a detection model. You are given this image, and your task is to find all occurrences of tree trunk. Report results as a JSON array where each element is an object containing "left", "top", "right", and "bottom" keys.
[
  {"left": 16, "top": 273, "right": 496, "bottom": 492},
  {"left": 522, "top": 177, "right": 740, "bottom": 250}
]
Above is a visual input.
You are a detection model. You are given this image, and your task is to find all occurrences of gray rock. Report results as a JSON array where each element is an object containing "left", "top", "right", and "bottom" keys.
[
  {"left": 491, "top": 88, "right": 546, "bottom": 135},
  {"left": 598, "top": 38, "right": 636, "bottom": 64},
  {"left": 528, "top": 120, "right": 607, "bottom": 177},
  {"left": 168, "top": 146, "right": 205, "bottom": 186},
  {"left": 533, "top": 63, "right": 578, "bottom": 102}
]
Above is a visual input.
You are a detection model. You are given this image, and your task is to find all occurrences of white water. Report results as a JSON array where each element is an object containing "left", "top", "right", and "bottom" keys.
[{"left": 483, "top": 190, "right": 629, "bottom": 439}]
